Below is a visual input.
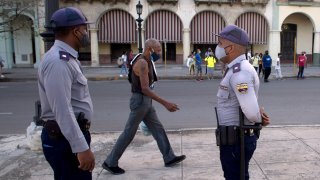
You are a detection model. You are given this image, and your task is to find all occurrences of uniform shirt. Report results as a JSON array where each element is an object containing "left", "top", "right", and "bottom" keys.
[
  {"left": 38, "top": 40, "right": 93, "bottom": 153},
  {"left": 216, "top": 54, "right": 261, "bottom": 126}
]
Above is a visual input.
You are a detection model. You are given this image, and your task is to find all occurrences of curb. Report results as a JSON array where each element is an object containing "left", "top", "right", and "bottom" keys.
[{"left": 1, "top": 75, "right": 320, "bottom": 82}]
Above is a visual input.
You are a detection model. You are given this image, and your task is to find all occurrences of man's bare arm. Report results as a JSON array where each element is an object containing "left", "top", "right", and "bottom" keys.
[{"left": 134, "top": 59, "right": 179, "bottom": 112}]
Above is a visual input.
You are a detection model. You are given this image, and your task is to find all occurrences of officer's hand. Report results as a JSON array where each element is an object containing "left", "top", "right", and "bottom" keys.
[
  {"left": 163, "top": 101, "right": 179, "bottom": 112},
  {"left": 260, "top": 107, "right": 270, "bottom": 126},
  {"left": 77, "top": 149, "right": 95, "bottom": 172}
]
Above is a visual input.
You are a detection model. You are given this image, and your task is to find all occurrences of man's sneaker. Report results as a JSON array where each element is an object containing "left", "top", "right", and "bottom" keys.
[
  {"left": 0, "top": 75, "right": 4, "bottom": 78},
  {"left": 165, "top": 155, "right": 186, "bottom": 167},
  {"left": 102, "top": 162, "right": 125, "bottom": 175},
  {"left": 119, "top": 74, "right": 123, "bottom": 77}
]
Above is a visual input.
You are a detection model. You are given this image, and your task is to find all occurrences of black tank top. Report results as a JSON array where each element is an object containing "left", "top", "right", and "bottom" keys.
[{"left": 131, "top": 56, "right": 157, "bottom": 94}]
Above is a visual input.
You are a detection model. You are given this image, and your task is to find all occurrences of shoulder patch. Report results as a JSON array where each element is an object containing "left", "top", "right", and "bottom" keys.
[
  {"left": 59, "top": 51, "right": 70, "bottom": 61},
  {"left": 232, "top": 63, "right": 241, "bottom": 73},
  {"left": 236, "top": 83, "right": 248, "bottom": 94}
]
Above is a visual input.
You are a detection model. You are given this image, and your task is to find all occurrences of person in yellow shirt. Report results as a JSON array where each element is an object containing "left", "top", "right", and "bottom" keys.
[{"left": 205, "top": 54, "right": 216, "bottom": 80}]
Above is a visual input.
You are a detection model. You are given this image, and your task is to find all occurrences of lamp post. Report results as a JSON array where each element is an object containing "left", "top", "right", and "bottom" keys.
[
  {"left": 40, "top": 0, "right": 59, "bottom": 52},
  {"left": 136, "top": 0, "right": 143, "bottom": 53}
]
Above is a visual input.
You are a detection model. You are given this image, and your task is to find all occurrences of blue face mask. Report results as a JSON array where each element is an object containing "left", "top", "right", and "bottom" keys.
[{"left": 151, "top": 49, "right": 160, "bottom": 62}]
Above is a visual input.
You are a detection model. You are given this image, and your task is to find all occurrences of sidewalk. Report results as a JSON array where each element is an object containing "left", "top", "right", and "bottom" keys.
[
  {"left": 0, "top": 64, "right": 320, "bottom": 82},
  {"left": 1, "top": 126, "right": 320, "bottom": 180}
]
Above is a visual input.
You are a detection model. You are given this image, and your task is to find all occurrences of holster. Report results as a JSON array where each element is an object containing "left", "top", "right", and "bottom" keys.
[
  {"left": 215, "top": 126, "right": 239, "bottom": 146},
  {"left": 43, "top": 112, "right": 91, "bottom": 140},
  {"left": 43, "top": 120, "right": 62, "bottom": 140}
]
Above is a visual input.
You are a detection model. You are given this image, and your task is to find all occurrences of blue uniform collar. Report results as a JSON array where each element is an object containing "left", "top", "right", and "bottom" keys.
[
  {"left": 54, "top": 40, "right": 78, "bottom": 59},
  {"left": 227, "top": 54, "right": 246, "bottom": 69}
]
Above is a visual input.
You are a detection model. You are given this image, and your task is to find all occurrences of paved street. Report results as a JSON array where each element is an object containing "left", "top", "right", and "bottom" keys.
[
  {"left": 0, "top": 78, "right": 320, "bottom": 134},
  {"left": 0, "top": 64, "right": 320, "bottom": 179}
]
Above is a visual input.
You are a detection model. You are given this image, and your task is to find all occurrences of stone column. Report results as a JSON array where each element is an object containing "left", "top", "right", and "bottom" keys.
[
  {"left": 182, "top": 28, "right": 191, "bottom": 65},
  {"left": 268, "top": 30, "right": 281, "bottom": 66},
  {"left": 313, "top": 31, "right": 320, "bottom": 66},
  {"left": 90, "top": 28, "right": 99, "bottom": 67}
]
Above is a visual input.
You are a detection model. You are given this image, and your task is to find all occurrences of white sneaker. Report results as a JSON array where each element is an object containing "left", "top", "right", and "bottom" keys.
[
  {"left": 0, "top": 75, "right": 4, "bottom": 78},
  {"left": 119, "top": 74, "right": 123, "bottom": 77}
]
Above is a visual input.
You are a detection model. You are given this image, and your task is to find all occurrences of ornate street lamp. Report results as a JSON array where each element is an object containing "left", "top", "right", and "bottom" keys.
[{"left": 136, "top": 0, "right": 143, "bottom": 53}]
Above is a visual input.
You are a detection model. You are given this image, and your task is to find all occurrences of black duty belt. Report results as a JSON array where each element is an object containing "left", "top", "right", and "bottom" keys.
[{"left": 43, "top": 119, "right": 90, "bottom": 140}]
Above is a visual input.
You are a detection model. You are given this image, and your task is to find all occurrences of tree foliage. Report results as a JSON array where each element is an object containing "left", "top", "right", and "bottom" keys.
[{"left": 0, "top": 0, "right": 37, "bottom": 34}]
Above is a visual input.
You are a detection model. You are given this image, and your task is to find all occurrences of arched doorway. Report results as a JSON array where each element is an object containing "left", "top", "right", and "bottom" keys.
[
  {"left": 145, "top": 10, "right": 183, "bottom": 63},
  {"left": 281, "top": 13, "right": 314, "bottom": 63},
  {"left": 11, "top": 15, "right": 35, "bottom": 67},
  {"left": 190, "top": 11, "right": 226, "bottom": 58},
  {"left": 235, "top": 12, "right": 269, "bottom": 54},
  {"left": 97, "top": 9, "right": 137, "bottom": 64}
]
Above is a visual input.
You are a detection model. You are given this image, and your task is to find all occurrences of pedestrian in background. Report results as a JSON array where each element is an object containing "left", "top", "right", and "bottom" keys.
[
  {"left": 251, "top": 53, "right": 259, "bottom": 72},
  {"left": 38, "top": 7, "right": 95, "bottom": 180},
  {"left": 204, "top": 54, "right": 216, "bottom": 80},
  {"left": 214, "top": 24, "right": 270, "bottom": 180},
  {"left": 186, "top": 53, "right": 195, "bottom": 76},
  {"left": 297, "top": 52, "right": 307, "bottom": 79},
  {"left": 0, "top": 55, "right": 5, "bottom": 78},
  {"left": 102, "top": 38, "right": 186, "bottom": 175},
  {"left": 258, "top": 52, "right": 264, "bottom": 78},
  {"left": 205, "top": 48, "right": 213, "bottom": 75},
  {"left": 126, "top": 49, "right": 134, "bottom": 69},
  {"left": 262, "top": 50, "right": 272, "bottom": 82},
  {"left": 119, "top": 51, "right": 128, "bottom": 77},
  {"left": 195, "top": 49, "right": 203, "bottom": 81},
  {"left": 275, "top": 53, "right": 283, "bottom": 80}
]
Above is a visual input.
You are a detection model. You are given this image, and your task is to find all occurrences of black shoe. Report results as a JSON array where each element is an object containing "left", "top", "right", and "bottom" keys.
[
  {"left": 102, "top": 162, "right": 125, "bottom": 175},
  {"left": 264, "top": 79, "right": 269, "bottom": 82},
  {"left": 165, "top": 155, "right": 186, "bottom": 167}
]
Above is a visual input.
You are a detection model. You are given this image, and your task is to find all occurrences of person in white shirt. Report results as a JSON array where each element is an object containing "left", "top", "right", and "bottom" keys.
[
  {"left": 275, "top": 53, "right": 283, "bottom": 80},
  {"left": 119, "top": 51, "right": 128, "bottom": 77}
]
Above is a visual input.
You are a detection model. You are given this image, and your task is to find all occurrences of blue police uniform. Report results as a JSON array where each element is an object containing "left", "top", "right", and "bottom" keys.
[
  {"left": 216, "top": 54, "right": 261, "bottom": 180},
  {"left": 38, "top": 7, "right": 93, "bottom": 180}
]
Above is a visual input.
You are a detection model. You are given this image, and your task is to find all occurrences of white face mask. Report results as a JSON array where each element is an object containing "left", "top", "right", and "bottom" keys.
[{"left": 215, "top": 45, "right": 227, "bottom": 60}]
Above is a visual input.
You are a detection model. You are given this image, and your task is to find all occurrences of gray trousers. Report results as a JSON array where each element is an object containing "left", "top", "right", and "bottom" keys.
[{"left": 105, "top": 93, "right": 176, "bottom": 167}]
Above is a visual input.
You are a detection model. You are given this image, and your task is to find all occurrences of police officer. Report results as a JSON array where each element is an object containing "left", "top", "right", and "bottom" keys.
[
  {"left": 214, "top": 25, "right": 270, "bottom": 180},
  {"left": 38, "top": 7, "right": 95, "bottom": 180}
]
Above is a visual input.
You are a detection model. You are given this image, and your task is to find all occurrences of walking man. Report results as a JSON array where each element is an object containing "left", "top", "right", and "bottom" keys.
[
  {"left": 102, "top": 38, "right": 186, "bottom": 175},
  {"left": 38, "top": 7, "right": 95, "bottom": 180},
  {"left": 214, "top": 25, "right": 270, "bottom": 180}
]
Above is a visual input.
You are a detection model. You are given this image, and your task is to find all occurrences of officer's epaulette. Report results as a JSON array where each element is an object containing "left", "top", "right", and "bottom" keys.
[
  {"left": 232, "top": 63, "right": 241, "bottom": 73},
  {"left": 59, "top": 51, "right": 70, "bottom": 61}
]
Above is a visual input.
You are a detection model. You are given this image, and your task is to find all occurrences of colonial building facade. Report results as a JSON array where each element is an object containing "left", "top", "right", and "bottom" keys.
[{"left": 0, "top": 0, "right": 320, "bottom": 68}]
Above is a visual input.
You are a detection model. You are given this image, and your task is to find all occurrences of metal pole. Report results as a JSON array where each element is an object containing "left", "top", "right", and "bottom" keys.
[
  {"left": 40, "top": 0, "right": 59, "bottom": 52},
  {"left": 164, "top": 39, "right": 167, "bottom": 76},
  {"left": 137, "top": 16, "right": 143, "bottom": 53},
  {"left": 239, "top": 107, "right": 245, "bottom": 180}
]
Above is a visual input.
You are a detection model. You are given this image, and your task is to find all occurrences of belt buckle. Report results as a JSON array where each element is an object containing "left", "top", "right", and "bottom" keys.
[{"left": 244, "top": 129, "right": 254, "bottom": 136}]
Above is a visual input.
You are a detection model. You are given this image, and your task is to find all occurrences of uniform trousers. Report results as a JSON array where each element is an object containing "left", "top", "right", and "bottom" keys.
[
  {"left": 220, "top": 135, "right": 257, "bottom": 180},
  {"left": 41, "top": 128, "right": 92, "bottom": 180},
  {"left": 105, "top": 93, "right": 176, "bottom": 167}
]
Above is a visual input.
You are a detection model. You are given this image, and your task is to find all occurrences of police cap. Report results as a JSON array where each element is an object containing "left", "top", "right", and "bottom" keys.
[{"left": 50, "top": 7, "right": 89, "bottom": 28}]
